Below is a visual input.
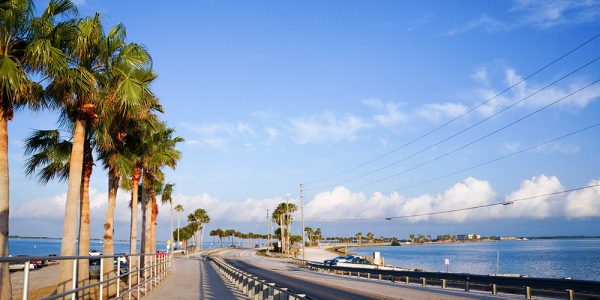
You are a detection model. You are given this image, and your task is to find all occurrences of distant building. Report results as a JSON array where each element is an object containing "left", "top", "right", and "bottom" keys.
[
  {"left": 457, "top": 234, "right": 480, "bottom": 241},
  {"left": 500, "top": 236, "right": 518, "bottom": 240}
]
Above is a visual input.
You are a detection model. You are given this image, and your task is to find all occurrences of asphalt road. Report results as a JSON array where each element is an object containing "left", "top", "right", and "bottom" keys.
[{"left": 217, "top": 248, "right": 516, "bottom": 300}]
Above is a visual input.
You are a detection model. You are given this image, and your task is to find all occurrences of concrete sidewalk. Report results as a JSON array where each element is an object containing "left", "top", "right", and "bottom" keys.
[{"left": 146, "top": 255, "right": 246, "bottom": 300}]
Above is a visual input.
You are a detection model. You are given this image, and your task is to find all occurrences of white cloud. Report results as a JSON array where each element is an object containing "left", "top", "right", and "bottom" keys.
[
  {"left": 306, "top": 174, "right": 599, "bottom": 223},
  {"left": 265, "top": 127, "right": 278, "bottom": 142},
  {"left": 565, "top": 179, "right": 600, "bottom": 218},
  {"left": 473, "top": 67, "right": 600, "bottom": 116},
  {"left": 415, "top": 103, "right": 468, "bottom": 122},
  {"left": 443, "top": 15, "right": 509, "bottom": 36},
  {"left": 511, "top": 0, "right": 600, "bottom": 29},
  {"left": 180, "top": 121, "right": 262, "bottom": 150},
  {"left": 11, "top": 175, "right": 600, "bottom": 230},
  {"left": 492, "top": 175, "right": 564, "bottom": 219},
  {"left": 287, "top": 112, "right": 368, "bottom": 144},
  {"left": 363, "top": 98, "right": 408, "bottom": 126}
]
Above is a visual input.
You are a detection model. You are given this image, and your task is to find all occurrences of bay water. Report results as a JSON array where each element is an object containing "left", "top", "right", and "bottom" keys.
[{"left": 352, "top": 238, "right": 600, "bottom": 281}]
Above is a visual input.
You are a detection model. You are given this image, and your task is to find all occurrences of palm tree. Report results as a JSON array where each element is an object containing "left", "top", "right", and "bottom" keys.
[
  {"left": 0, "top": 0, "right": 75, "bottom": 295},
  {"left": 22, "top": 128, "right": 94, "bottom": 286},
  {"left": 188, "top": 208, "right": 210, "bottom": 251},
  {"left": 224, "top": 229, "right": 235, "bottom": 246},
  {"left": 367, "top": 232, "right": 374, "bottom": 244},
  {"left": 355, "top": 232, "right": 362, "bottom": 245},
  {"left": 272, "top": 202, "right": 297, "bottom": 254},
  {"left": 161, "top": 183, "right": 175, "bottom": 248},
  {"left": 174, "top": 204, "right": 184, "bottom": 248}
]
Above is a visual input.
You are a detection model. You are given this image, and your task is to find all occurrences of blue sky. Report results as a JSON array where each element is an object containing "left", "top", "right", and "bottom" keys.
[{"left": 8, "top": 0, "right": 600, "bottom": 240}]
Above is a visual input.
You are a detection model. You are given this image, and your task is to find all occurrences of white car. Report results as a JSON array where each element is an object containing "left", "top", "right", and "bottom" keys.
[{"left": 89, "top": 250, "right": 102, "bottom": 256}]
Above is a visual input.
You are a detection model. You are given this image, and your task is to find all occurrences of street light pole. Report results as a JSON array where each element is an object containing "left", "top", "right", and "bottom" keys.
[{"left": 300, "top": 184, "right": 305, "bottom": 261}]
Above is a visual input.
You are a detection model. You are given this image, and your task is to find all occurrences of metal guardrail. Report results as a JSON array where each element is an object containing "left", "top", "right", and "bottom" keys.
[
  {"left": 210, "top": 256, "right": 308, "bottom": 300},
  {"left": 0, "top": 252, "right": 173, "bottom": 300},
  {"left": 300, "top": 260, "right": 600, "bottom": 300}
]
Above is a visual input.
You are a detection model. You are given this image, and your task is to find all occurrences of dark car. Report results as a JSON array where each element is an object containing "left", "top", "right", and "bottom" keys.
[
  {"left": 349, "top": 257, "right": 375, "bottom": 265},
  {"left": 89, "top": 258, "right": 129, "bottom": 279},
  {"left": 324, "top": 256, "right": 354, "bottom": 266}
]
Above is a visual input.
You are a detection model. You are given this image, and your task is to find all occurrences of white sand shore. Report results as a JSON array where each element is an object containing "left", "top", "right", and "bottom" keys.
[{"left": 302, "top": 247, "right": 338, "bottom": 262}]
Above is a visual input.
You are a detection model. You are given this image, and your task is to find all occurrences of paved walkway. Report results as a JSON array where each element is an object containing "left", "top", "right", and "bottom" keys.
[{"left": 147, "top": 255, "right": 246, "bottom": 300}]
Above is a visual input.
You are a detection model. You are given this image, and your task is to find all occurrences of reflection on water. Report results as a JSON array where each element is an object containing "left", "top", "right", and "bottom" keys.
[{"left": 352, "top": 239, "right": 600, "bottom": 280}]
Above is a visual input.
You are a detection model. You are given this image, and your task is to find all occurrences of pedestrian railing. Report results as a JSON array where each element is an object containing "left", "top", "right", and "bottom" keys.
[
  {"left": 0, "top": 252, "right": 173, "bottom": 300},
  {"left": 210, "top": 256, "right": 308, "bottom": 300},
  {"left": 304, "top": 261, "right": 600, "bottom": 300}
]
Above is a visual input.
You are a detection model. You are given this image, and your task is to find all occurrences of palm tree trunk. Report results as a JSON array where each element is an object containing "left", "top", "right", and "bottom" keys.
[
  {"left": 177, "top": 213, "right": 180, "bottom": 247},
  {"left": 151, "top": 197, "right": 158, "bottom": 254},
  {"left": 170, "top": 202, "right": 173, "bottom": 251},
  {"left": 77, "top": 139, "right": 93, "bottom": 290},
  {"left": 144, "top": 191, "right": 152, "bottom": 256},
  {"left": 59, "top": 117, "right": 85, "bottom": 290},
  {"left": 199, "top": 226, "right": 204, "bottom": 251},
  {"left": 140, "top": 181, "right": 146, "bottom": 257},
  {"left": 76, "top": 153, "right": 92, "bottom": 290},
  {"left": 129, "top": 167, "right": 141, "bottom": 269},
  {"left": 0, "top": 115, "right": 12, "bottom": 299},
  {"left": 103, "top": 168, "right": 119, "bottom": 296}
]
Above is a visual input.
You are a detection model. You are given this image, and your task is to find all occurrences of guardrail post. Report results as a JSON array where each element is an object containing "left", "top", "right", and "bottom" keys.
[
  {"left": 367, "top": 273, "right": 371, "bottom": 279},
  {"left": 117, "top": 259, "right": 121, "bottom": 298},
  {"left": 71, "top": 259, "right": 77, "bottom": 300},
  {"left": 378, "top": 274, "right": 382, "bottom": 280},
  {"left": 128, "top": 256, "right": 132, "bottom": 300},
  {"left": 525, "top": 286, "right": 532, "bottom": 299},
  {"left": 421, "top": 277, "right": 426, "bottom": 286},
  {"left": 491, "top": 283, "right": 497, "bottom": 294},
  {"left": 137, "top": 256, "right": 141, "bottom": 298},
  {"left": 22, "top": 261, "right": 30, "bottom": 300},
  {"left": 405, "top": 276, "right": 409, "bottom": 284},
  {"left": 280, "top": 288, "right": 288, "bottom": 300},
  {"left": 273, "top": 284, "right": 281, "bottom": 300},
  {"left": 465, "top": 280, "right": 470, "bottom": 292},
  {"left": 442, "top": 279, "right": 447, "bottom": 289},
  {"left": 268, "top": 283, "right": 276, "bottom": 299},
  {"left": 100, "top": 258, "right": 104, "bottom": 299},
  {"left": 357, "top": 272, "right": 360, "bottom": 279},
  {"left": 567, "top": 289, "right": 574, "bottom": 300}
]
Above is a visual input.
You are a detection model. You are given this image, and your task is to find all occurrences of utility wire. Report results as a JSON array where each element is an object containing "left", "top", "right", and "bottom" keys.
[
  {"left": 391, "top": 122, "right": 600, "bottom": 193},
  {"left": 306, "top": 55, "right": 600, "bottom": 191},
  {"left": 350, "top": 78, "right": 600, "bottom": 190},
  {"left": 303, "top": 32, "right": 600, "bottom": 186},
  {"left": 309, "top": 184, "right": 600, "bottom": 221}
]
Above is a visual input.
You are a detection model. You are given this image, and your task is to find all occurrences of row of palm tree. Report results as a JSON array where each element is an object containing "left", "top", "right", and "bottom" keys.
[
  {"left": 0, "top": 1, "right": 183, "bottom": 297},
  {"left": 171, "top": 208, "right": 210, "bottom": 250},
  {"left": 209, "top": 229, "right": 267, "bottom": 248},
  {"left": 304, "top": 227, "right": 322, "bottom": 247},
  {"left": 271, "top": 202, "right": 297, "bottom": 254}
]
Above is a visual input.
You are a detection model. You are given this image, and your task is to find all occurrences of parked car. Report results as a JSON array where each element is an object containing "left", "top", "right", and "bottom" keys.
[
  {"left": 89, "top": 258, "right": 101, "bottom": 279},
  {"left": 324, "top": 256, "right": 355, "bottom": 266},
  {"left": 89, "top": 250, "right": 102, "bottom": 256},
  {"left": 114, "top": 253, "right": 128, "bottom": 265},
  {"left": 15, "top": 255, "right": 44, "bottom": 268},
  {"left": 348, "top": 257, "right": 376, "bottom": 265}
]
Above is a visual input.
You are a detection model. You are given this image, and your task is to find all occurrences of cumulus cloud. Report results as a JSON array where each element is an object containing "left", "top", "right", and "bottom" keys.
[
  {"left": 363, "top": 98, "right": 408, "bottom": 126},
  {"left": 287, "top": 112, "right": 368, "bottom": 144},
  {"left": 565, "top": 179, "right": 600, "bottom": 218},
  {"left": 306, "top": 175, "right": 600, "bottom": 223},
  {"left": 363, "top": 98, "right": 468, "bottom": 125},
  {"left": 181, "top": 121, "right": 262, "bottom": 150},
  {"left": 443, "top": 15, "right": 509, "bottom": 36},
  {"left": 14, "top": 175, "right": 599, "bottom": 230}
]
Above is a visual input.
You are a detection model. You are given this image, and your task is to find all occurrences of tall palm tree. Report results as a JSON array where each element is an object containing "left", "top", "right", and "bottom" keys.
[
  {"left": 355, "top": 232, "right": 362, "bottom": 245},
  {"left": 367, "top": 232, "right": 374, "bottom": 244},
  {"left": 174, "top": 204, "right": 184, "bottom": 248},
  {"left": 161, "top": 183, "right": 175, "bottom": 248},
  {"left": 1, "top": 0, "right": 77, "bottom": 295},
  {"left": 272, "top": 202, "right": 297, "bottom": 254},
  {"left": 22, "top": 128, "right": 94, "bottom": 286},
  {"left": 188, "top": 208, "right": 210, "bottom": 251}
]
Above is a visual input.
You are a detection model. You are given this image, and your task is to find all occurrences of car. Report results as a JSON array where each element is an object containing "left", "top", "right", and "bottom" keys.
[
  {"left": 15, "top": 255, "right": 44, "bottom": 268},
  {"left": 89, "top": 250, "right": 102, "bottom": 256},
  {"left": 255, "top": 244, "right": 260, "bottom": 248},
  {"left": 114, "top": 253, "right": 128, "bottom": 265},
  {"left": 324, "top": 255, "right": 355, "bottom": 266},
  {"left": 229, "top": 245, "right": 236, "bottom": 248},
  {"left": 348, "top": 257, "right": 375, "bottom": 265},
  {"left": 89, "top": 258, "right": 101, "bottom": 279}
]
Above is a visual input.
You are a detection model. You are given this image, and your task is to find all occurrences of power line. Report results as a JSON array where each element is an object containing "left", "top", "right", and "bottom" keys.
[
  {"left": 303, "top": 32, "right": 600, "bottom": 186},
  {"left": 308, "top": 184, "right": 600, "bottom": 221},
  {"left": 306, "top": 55, "right": 600, "bottom": 191},
  {"left": 390, "top": 122, "right": 600, "bottom": 193},
  {"left": 350, "top": 78, "right": 600, "bottom": 190}
]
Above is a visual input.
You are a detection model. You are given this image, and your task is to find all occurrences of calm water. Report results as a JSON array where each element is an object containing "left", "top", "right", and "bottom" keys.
[
  {"left": 353, "top": 239, "right": 600, "bottom": 281},
  {"left": 7, "top": 238, "right": 221, "bottom": 256}
]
